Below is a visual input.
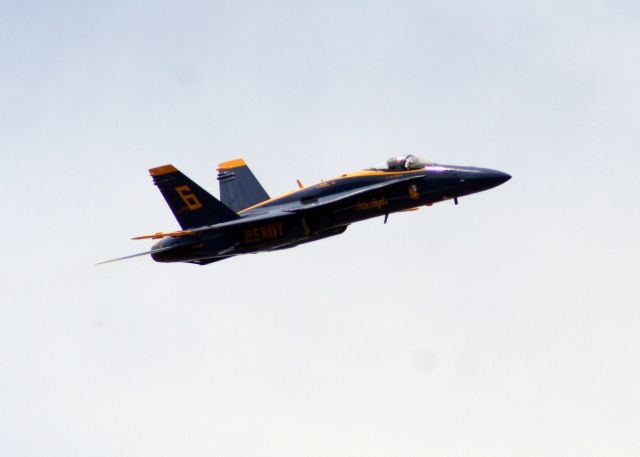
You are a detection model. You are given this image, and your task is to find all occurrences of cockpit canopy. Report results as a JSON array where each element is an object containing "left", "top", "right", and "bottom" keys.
[{"left": 368, "top": 154, "right": 435, "bottom": 172}]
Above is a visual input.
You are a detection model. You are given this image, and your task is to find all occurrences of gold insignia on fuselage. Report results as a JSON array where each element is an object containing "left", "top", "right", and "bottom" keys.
[
  {"left": 355, "top": 197, "right": 389, "bottom": 212},
  {"left": 408, "top": 184, "right": 420, "bottom": 201}
]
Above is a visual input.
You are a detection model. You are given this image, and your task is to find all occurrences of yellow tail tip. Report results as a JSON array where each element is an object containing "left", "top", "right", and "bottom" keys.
[
  {"left": 217, "top": 158, "right": 246, "bottom": 171},
  {"left": 149, "top": 164, "right": 177, "bottom": 177}
]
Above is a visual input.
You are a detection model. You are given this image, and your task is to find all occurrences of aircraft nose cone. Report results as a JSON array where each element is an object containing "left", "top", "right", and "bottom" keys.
[
  {"left": 471, "top": 168, "right": 511, "bottom": 190},
  {"left": 486, "top": 169, "right": 511, "bottom": 187}
]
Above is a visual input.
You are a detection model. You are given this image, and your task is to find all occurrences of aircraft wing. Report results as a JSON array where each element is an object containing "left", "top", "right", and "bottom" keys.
[
  {"left": 129, "top": 174, "right": 423, "bottom": 241},
  {"left": 130, "top": 210, "right": 292, "bottom": 240}
]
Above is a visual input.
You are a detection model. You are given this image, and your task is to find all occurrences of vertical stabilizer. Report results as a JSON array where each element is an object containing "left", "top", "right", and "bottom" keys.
[
  {"left": 217, "top": 158, "right": 270, "bottom": 212},
  {"left": 150, "top": 165, "right": 239, "bottom": 229}
]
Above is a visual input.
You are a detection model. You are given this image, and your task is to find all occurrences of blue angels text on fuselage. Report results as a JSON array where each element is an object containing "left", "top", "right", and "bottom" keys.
[{"left": 98, "top": 155, "right": 511, "bottom": 265}]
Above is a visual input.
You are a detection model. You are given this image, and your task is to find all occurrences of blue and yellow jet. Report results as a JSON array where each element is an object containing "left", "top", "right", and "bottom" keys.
[{"left": 99, "top": 155, "right": 510, "bottom": 265}]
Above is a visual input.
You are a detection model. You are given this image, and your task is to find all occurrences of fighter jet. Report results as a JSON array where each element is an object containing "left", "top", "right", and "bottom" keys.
[{"left": 99, "top": 155, "right": 510, "bottom": 265}]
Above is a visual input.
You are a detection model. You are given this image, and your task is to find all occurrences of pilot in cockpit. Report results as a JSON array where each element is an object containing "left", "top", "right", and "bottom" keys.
[
  {"left": 386, "top": 155, "right": 420, "bottom": 171},
  {"left": 368, "top": 154, "right": 433, "bottom": 172}
]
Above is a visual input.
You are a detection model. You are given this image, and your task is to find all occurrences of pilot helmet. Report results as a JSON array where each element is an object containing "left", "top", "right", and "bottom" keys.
[{"left": 404, "top": 155, "right": 418, "bottom": 170}]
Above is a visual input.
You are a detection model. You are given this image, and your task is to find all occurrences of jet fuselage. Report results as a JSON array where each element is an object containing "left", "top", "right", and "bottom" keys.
[{"left": 149, "top": 164, "right": 510, "bottom": 264}]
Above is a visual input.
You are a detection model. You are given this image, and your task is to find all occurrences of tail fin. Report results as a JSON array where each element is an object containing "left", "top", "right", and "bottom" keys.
[
  {"left": 150, "top": 165, "right": 239, "bottom": 229},
  {"left": 217, "top": 159, "right": 270, "bottom": 212}
]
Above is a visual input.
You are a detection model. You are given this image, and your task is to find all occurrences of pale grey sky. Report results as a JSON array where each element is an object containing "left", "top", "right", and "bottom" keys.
[{"left": 1, "top": 1, "right": 639, "bottom": 456}]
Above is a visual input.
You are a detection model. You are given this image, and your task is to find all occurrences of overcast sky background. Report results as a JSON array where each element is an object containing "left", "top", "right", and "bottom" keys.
[{"left": 1, "top": 1, "right": 639, "bottom": 456}]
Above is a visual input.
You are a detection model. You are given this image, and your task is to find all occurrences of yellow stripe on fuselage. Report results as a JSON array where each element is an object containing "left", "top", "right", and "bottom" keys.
[{"left": 238, "top": 168, "right": 425, "bottom": 214}]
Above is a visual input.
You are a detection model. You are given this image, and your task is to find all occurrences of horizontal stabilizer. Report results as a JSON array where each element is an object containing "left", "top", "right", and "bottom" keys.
[{"left": 131, "top": 229, "right": 195, "bottom": 240}]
